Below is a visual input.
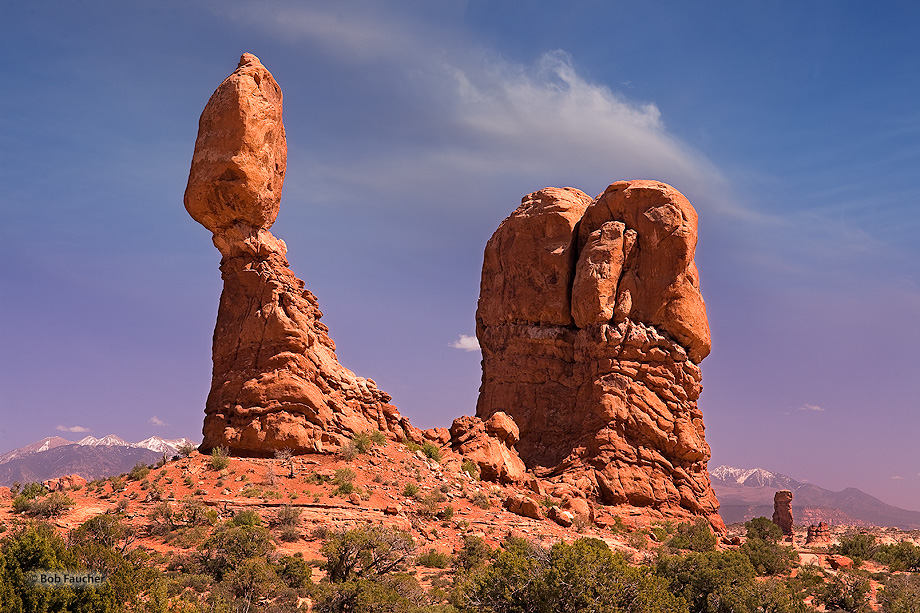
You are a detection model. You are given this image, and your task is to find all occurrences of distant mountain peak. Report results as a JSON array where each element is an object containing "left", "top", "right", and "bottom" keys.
[
  {"left": 133, "top": 436, "right": 196, "bottom": 455},
  {"left": 710, "top": 465, "right": 799, "bottom": 490},
  {"left": 710, "top": 464, "right": 920, "bottom": 529}
]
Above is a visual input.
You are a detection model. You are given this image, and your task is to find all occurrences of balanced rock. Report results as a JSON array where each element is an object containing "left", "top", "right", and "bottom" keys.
[
  {"left": 186, "top": 54, "right": 419, "bottom": 456},
  {"left": 475, "top": 181, "right": 722, "bottom": 530},
  {"left": 772, "top": 490, "right": 795, "bottom": 537}
]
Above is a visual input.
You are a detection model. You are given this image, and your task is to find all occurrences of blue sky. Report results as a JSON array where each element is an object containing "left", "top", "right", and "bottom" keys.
[{"left": 2, "top": 1, "right": 919, "bottom": 509}]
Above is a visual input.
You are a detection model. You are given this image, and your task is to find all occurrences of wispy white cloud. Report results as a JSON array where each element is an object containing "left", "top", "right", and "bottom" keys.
[
  {"left": 891, "top": 475, "right": 905, "bottom": 480},
  {"left": 228, "top": 2, "right": 739, "bottom": 217},
  {"left": 149, "top": 416, "right": 168, "bottom": 427},
  {"left": 798, "top": 404, "right": 825, "bottom": 412},
  {"left": 449, "top": 334, "right": 480, "bottom": 352},
  {"left": 56, "top": 425, "right": 90, "bottom": 433}
]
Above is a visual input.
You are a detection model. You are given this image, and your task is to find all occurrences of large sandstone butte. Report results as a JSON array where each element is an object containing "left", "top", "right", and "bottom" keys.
[
  {"left": 476, "top": 181, "right": 723, "bottom": 530},
  {"left": 186, "top": 54, "right": 418, "bottom": 456}
]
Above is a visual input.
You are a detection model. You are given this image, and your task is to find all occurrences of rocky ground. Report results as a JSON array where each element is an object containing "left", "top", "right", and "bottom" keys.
[{"left": 3, "top": 437, "right": 920, "bottom": 612}]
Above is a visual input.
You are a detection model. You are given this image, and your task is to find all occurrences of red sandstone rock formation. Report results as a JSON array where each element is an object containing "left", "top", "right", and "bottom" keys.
[
  {"left": 449, "top": 413, "right": 527, "bottom": 483},
  {"left": 186, "top": 54, "right": 418, "bottom": 456},
  {"left": 475, "top": 181, "right": 723, "bottom": 530},
  {"left": 806, "top": 521, "right": 831, "bottom": 545},
  {"left": 773, "top": 490, "right": 795, "bottom": 537}
]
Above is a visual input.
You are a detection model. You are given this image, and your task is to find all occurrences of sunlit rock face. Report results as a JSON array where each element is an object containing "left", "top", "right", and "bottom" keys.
[
  {"left": 186, "top": 54, "right": 419, "bottom": 456},
  {"left": 476, "top": 180, "right": 723, "bottom": 530}
]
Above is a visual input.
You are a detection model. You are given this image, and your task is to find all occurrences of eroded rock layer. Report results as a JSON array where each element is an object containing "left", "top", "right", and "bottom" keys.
[
  {"left": 476, "top": 181, "right": 723, "bottom": 529},
  {"left": 187, "top": 54, "right": 418, "bottom": 456}
]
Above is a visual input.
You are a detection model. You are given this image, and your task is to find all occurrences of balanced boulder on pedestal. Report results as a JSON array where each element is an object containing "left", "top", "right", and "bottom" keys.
[{"left": 186, "top": 54, "right": 418, "bottom": 456}]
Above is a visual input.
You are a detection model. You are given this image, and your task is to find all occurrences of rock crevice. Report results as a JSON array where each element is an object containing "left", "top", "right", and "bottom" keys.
[{"left": 475, "top": 182, "right": 722, "bottom": 529}]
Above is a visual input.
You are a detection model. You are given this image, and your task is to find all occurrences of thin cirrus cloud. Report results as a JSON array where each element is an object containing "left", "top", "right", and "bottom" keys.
[
  {"left": 227, "top": 2, "right": 740, "bottom": 218},
  {"left": 449, "top": 334, "right": 480, "bottom": 352},
  {"left": 56, "top": 425, "right": 90, "bottom": 433},
  {"left": 798, "top": 403, "right": 825, "bottom": 412}
]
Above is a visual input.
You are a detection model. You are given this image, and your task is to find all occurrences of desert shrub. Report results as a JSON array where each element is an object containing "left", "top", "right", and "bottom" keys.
[
  {"left": 438, "top": 505, "right": 455, "bottom": 521},
  {"left": 417, "top": 489, "right": 447, "bottom": 517},
  {"left": 460, "top": 459, "right": 479, "bottom": 480},
  {"left": 416, "top": 548, "right": 450, "bottom": 568},
  {"left": 650, "top": 521, "right": 675, "bottom": 543},
  {"left": 20, "top": 482, "right": 47, "bottom": 499},
  {"left": 421, "top": 441, "right": 442, "bottom": 462},
  {"left": 878, "top": 574, "right": 920, "bottom": 613},
  {"left": 350, "top": 431, "right": 376, "bottom": 454},
  {"left": 198, "top": 517, "right": 274, "bottom": 580},
  {"left": 177, "top": 442, "right": 197, "bottom": 457},
  {"left": 321, "top": 525, "right": 416, "bottom": 583},
  {"left": 334, "top": 482, "right": 355, "bottom": 496},
  {"left": 745, "top": 516, "right": 783, "bottom": 542},
  {"left": 339, "top": 441, "right": 360, "bottom": 461},
  {"left": 275, "top": 448, "right": 295, "bottom": 477},
  {"left": 24, "top": 492, "right": 75, "bottom": 518},
  {"left": 815, "top": 571, "right": 871, "bottom": 613},
  {"left": 749, "top": 578, "right": 809, "bottom": 613},
  {"left": 740, "top": 535, "right": 798, "bottom": 576},
  {"left": 128, "top": 462, "right": 151, "bottom": 481},
  {"left": 313, "top": 573, "right": 428, "bottom": 613},
  {"left": 402, "top": 482, "right": 420, "bottom": 497},
  {"left": 276, "top": 553, "right": 313, "bottom": 589},
  {"left": 401, "top": 438, "right": 422, "bottom": 454},
  {"left": 665, "top": 517, "right": 717, "bottom": 552},
  {"left": 179, "top": 497, "right": 218, "bottom": 527},
  {"left": 627, "top": 530, "right": 650, "bottom": 550},
  {"left": 241, "top": 486, "right": 261, "bottom": 497},
  {"left": 276, "top": 505, "right": 302, "bottom": 527},
  {"left": 739, "top": 518, "right": 797, "bottom": 576},
  {"left": 334, "top": 467, "right": 356, "bottom": 484},
  {"left": 471, "top": 491, "right": 491, "bottom": 509},
  {"left": 875, "top": 541, "right": 920, "bottom": 572},
  {"left": 12, "top": 483, "right": 51, "bottom": 515},
  {"left": 453, "top": 536, "right": 494, "bottom": 572},
  {"left": 833, "top": 532, "right": 878, "bottom": 565},
  {"left": 278, "top": 525, "right": 301, "bottom": 543},
  {"left": 69, "top": 513, "right": 134, "bottom": 552},
  {"left": 230, "top": 509, "right": 263, "bottom": 527},
  {"left": 0, "top": 522, "right": 123, "bottom": 612},
  {"left": 454, "top": 536, "right": 685, "bottom": 613},
  {"left": 657, "top": 549, "right": 757, "bottom": 613},
  {"left": 209, "top": 446, "right": 230, "bottom": 471},
  {"left": 787, "top": 564, "right": 826, "bottom": 601}
]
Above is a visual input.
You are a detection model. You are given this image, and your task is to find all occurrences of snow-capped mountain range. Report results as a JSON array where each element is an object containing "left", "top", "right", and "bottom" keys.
[
  {"left": 0, "top": 434, "right": 198, "bottom": 487},
  {"left": 73, "top": 434, "right": 194, "bottom": 455},
  {"left": 0, "top": 435, "right": 196, "bottom": 466},
  {"left": 709, "top": 465, "right": 800, "bottom": 490},
  {"left": 710, "top": 464, "right": 920, "bottom": 529}
]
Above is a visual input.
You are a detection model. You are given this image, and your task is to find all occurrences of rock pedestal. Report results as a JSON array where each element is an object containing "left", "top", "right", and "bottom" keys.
[
  {"left": 475, "top": 181, "right": 723, "bottom": 530},
  {"left": 186, "top": 54, "right": 419, "bottom": 456},
  {"left": 772, "top": 490, "right": 795, "bottom": 537}
]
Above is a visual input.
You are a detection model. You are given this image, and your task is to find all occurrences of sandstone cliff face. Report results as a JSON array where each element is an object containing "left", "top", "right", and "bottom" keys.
[
  {"left": 186, "top": 54, "right": 418, "bottom": 456},
  {"left": 476, "top": 181, "right": 723, "bottom": 530}
]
